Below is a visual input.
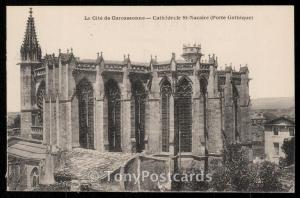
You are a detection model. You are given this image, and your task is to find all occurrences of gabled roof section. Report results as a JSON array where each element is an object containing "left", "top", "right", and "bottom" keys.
[{"left": 265, "top": 116, "right": 295, "bottom": 126}]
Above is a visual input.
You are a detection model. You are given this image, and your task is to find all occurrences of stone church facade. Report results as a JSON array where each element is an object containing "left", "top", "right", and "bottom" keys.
[{"left": 19, "top": 9, "right": 251, "bottom": 158}]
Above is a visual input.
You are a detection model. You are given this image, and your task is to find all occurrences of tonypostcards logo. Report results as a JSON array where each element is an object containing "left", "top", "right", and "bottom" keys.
[{"left": 88, "top": 170, "right": 212, "bottom": 184}]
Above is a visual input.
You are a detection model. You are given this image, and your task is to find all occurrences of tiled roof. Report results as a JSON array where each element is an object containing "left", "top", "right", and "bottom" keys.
[
  {"left": 131, "top": 61, "right": 149, "bottom": 67},
  {"left": 7, "top": 138, "right": 46, "bottom": 160},
  {"left": 79, "top": 59, "right": 97, "bottom": 64},
  {"left": 176, "top": 59, "right": 191, "bottom": 64},
  {"left": 104, "top": 60, "right": 125, "bottom": 65},
  {"left": 153, "top": 60, "right": 171, "bottom": 65},
  {"left": 56, "top": 148, "right": 135, "bottom": 180},
  {"left": 264, "top": 116, "right": 295, "bottom": 125}
]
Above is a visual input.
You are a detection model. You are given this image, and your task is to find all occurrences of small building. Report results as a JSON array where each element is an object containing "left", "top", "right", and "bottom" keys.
[
  {"left": 7, "top": 137, "right": 47, "bottom": 191},
  {"left": 264, "top": 117, "right": 295, "bottom": 164},
  {"left": 250, "top": 112, "right": 266, "bottom": 161}
]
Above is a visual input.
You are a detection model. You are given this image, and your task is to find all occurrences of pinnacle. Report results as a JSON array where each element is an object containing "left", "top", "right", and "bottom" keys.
[{"left": 20, "top": 8, "right": 42, "bottom": 61}]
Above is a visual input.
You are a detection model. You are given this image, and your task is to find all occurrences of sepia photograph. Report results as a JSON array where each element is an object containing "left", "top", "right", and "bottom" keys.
[{"left": 6, "top": 6, "right": 294, "bottom": 192}]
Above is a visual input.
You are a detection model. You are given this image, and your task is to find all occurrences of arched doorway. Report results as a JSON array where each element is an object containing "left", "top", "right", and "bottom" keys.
[
  {"left": 105, "top": 79, "right": 121, "bottom": 152},
  {"left": 175, "top": 77, "right": 193, "bottom": 153},
  {"left": 77, "top": 78, "right": 94, "bottom": 149},
  {"left": 30, "top": 167, "right": 39, "bottom": 189},
  {"left": 132, "top": 80, "right": 147, "bottom": 153},
  {"left": 36, "top": 81, "right": 45, "bottom": 126},
  {"left": 161, "top": 78, "right": 172, "bottom": 152}
]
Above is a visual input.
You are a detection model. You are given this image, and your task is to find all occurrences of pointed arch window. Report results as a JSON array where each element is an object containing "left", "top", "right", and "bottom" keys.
[
  {"left": 233, "top": 85, "right": 240, "bottom": 142},
  {"left": 161, "top": 79, "right": 172, "bottom": 152},
  {"left": 36, "top": 81, "right": 45, "bottom": 126},
  {"left": 200, "top": 78, "right": 208, "bottom": 152},
  {"left": 132, "top": 81, "right": 147, "bottom": 153},
  {"left": 105, "top": 79, "right": 121, "bottom": 152},
  {"left": 30, "top": 167, "right": 39, "bottom": 189},
  {"left": 77, "top": 78, "right": 94, "bottom": 149},
  {"left": 175, "top": 77, "right": 193, "bottom": 153}
]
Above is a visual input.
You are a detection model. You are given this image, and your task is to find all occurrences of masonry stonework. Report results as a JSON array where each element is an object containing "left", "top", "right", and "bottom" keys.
[{"left": 19, "top": 10, "right": 251, "bottom": 160}]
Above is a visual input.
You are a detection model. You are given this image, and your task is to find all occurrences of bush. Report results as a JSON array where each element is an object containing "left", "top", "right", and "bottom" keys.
[
  {"left": 210, "top": 166, "right": 230, "bottom": 191},
  {"left": 209, "top": 143, "right": 283, "bottom": 192},
  {"left": 223, "top": 144, "right": 256, "bottom": 191},
  {"left": 258, "top": 161, "right": 282, "bottom": 192},
  {"left": 281, "top": 137, "right": 295, "bottom": 166},
  {"left": 278, "top": 157, "right": 287, "bottom": 169}
]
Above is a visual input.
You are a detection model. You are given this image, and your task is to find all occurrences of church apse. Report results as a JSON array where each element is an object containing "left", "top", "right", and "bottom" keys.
[{"left": 17, "top": 9, "right": 251, "bottom": 157}]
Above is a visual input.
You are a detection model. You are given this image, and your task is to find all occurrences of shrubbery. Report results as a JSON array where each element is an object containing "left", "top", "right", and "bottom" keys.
[
  {"left": 210, "top": 143, "right": 282, "bottom": 192},
  {"left": 281, "top": 137, "right": 295, "bottom": 166}
]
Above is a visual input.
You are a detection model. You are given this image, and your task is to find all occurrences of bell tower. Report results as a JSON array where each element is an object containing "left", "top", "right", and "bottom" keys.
[
  {"left": 181, "top": 43, "right": 203, "bottom": 63},
  {"left": 19, "top": 8, "right": 42, "bottom": 139}
]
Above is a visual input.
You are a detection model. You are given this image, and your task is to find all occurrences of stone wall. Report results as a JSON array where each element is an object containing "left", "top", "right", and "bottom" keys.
[{"left": 32, "top": 54, "right": 250, "bottom": 157}]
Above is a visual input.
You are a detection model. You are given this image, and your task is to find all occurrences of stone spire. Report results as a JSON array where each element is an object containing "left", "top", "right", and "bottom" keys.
[{"left": 20, "top": 8, "right": 42, "bottom": 62}]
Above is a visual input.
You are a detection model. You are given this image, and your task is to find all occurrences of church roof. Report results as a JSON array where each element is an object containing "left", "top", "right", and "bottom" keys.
[
  {"left": 153, "top": 60, "right": 171, "bottom": 65},
  {"left": 131, "top": 61, "right": 149, "bottom": 67},
  {"left": 7, "top": 137, "right": 46, "bottom": 161},
  {"left": 56, "top": 148, "right": 135, "bottom": 181},
  {"left": 104, "top": 60, "right": 125, "bottom": 65},
  {"left": 176, "top": 59, "right": 192, "bottom": 64},
  {"left": 78, "top": 59, "right": 97, "bottom": 64}
]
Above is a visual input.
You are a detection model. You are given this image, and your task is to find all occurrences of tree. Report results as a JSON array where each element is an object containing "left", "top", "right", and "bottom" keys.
[
  {"left": 211, "top": 143, "right": 256, "bottom": 191},
  {"left": 210, "top": 143, "right": 283, "bottom": 192},
  {"left": 281, "top": 137, "right": 295, "bottom": 166},
  {"left": 258, "top": 161, "right": 282, "bottom": 192},
  {"left": 224, "top": 144, "right": 256, "bottom": 191},
  {"left": 210, "top": 166, "right": 230, "bottom": 191}
]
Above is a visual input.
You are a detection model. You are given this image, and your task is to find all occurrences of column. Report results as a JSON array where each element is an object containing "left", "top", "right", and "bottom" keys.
[
  {"left": 147, "top": 98, "right": 160, "bottom": 153},
  {"left": 169, "top": 94, "right": 175, "bottom": 154},
  {"left": 207, "top": 98, "right": 223, "bottom": 155},
  {"left": 121, "top": 98, "right": 132, "bottom": 152}
]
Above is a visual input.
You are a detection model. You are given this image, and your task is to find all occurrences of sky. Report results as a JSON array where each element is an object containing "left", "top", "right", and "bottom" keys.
[{"left": 6, "top": 6, "right": 294, "bottom": 112}]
